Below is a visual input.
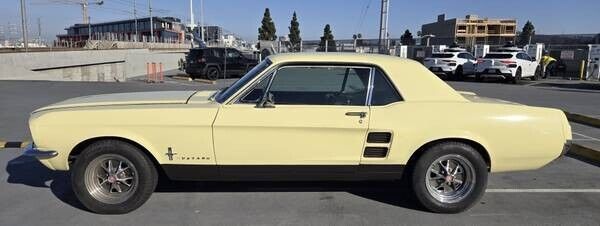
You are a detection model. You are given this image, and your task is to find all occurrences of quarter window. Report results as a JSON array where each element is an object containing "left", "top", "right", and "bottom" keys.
[
  {"left": 370, "top": 69, "right": 402, "bottom": 106},
  {"left": 267, "top": 66, "right": 370, "bottom": 106}
]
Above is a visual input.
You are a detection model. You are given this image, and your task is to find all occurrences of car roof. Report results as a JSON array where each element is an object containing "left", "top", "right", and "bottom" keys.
[
  {"left": 266, "top": 53, "right": 466, "bottom": 102},
  {"left": 486, "top": 52, "right": 518, "bottom": 55}
]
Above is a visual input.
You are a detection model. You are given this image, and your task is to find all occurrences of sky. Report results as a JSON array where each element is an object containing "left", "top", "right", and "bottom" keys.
[{"left": 1, "top": 0, "right": 599, "bottom": 42}]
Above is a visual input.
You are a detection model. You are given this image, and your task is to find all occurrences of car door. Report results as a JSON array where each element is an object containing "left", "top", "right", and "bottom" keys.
[
  {"left": 224, "top": 48, "right": 244, "bottom": 76},
  {"left": 517, "top": 53, "right": 533, "bottom": 76},
  {"left": 458, "top": 53, "right": 475, "bottom": 74},
  {"left": 212, "top": 65, "right": 371, "bottom": 176}
]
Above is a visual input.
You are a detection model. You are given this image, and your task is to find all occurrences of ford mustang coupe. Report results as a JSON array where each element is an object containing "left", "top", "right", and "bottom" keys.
[{"left": 24, "top": 53, "right": 571, "bottom": 214}]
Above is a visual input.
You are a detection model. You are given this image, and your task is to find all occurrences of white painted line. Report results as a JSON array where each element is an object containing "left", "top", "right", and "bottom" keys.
[
  {"left": 572, "top": 132, "right": 600, "bottom": 142},
  {"left": 486, "top": 189, "right": 600, "bottom": 193}
]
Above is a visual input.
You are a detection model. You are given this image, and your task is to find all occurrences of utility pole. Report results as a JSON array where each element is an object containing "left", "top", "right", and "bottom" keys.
[
  {"left": 133, "top": 0, "right": 138, "bottom": 42},
  {"left": 37, "top": 17, "right": 41, "bottom": 44},
  {"left": 88, "top": 16, "right": 91, "bottom": 40},
  {"left": 200, "top": 0, "right": 205, "bottom": 42},
  {"left": 149, "top": 0, "right": 154, "bottom": 43},
  {"left": 19, "top": 0, "right": 28, "bottom": 51},
  {"left": 378, "top": 0, "right": 389, "bottom": 54},
  {"left": 82, "top": 0, "right": 89, "bottom": 24},
  {"left": 189, "top": 0, "right": 196, "bottom": 29}
]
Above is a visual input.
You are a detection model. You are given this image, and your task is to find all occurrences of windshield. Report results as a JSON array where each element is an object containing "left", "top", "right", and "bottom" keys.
[
  {"left": 484, "top": 53, "right": 513, "bottom": 59},
  {"left": 431, "top": 53, "right": 454, "bottom": 58},
  {"left": 214, "top": 59, "right": 272, "bottom": 103}
]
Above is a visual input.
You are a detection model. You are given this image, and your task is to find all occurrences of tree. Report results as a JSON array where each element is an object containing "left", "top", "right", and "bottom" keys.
[
  {"left": 318, "top": 24, "right": 336, "bottom": 52},
  {"left": 287, "top": 11, "right": 301, "bottom": 52},
  {"left": 400, "top": 29, "right": 414, "bottom": 45},
  {"left": 518, "top": 21, "right": 535, "bottom": 46},
  {"left": 258, "top": 8, "right": 277, "bottom": 41}
]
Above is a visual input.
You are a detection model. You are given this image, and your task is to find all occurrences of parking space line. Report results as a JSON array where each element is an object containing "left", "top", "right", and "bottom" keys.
[
  {"left": 487, "top": 189, "right": 600, "bottom": 193},
  {"left": 572, "top": 132, "right": 600, "bottom": 142}
]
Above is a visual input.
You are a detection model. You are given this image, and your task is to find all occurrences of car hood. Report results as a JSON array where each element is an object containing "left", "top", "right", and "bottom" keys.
[{"left": 34, "top": 90, "right": 203, "bottom": 112}]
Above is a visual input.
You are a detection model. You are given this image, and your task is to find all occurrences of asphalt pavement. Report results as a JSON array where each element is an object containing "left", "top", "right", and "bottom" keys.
[{"left": 0, "top": 78, "right": 599, "bottom": 226}]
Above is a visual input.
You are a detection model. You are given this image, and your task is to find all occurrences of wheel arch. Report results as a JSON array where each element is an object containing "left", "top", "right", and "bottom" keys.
[
  {"left": 406, "top": 138, "right": 492, "bottom": 172},
  {"left": 69, "top": 136, "right": 163, "bottom": 174}
]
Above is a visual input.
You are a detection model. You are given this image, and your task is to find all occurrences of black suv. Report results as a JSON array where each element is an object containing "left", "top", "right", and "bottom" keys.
[{"left": 185, "top": 47, "right": 258, "bottom": 80}]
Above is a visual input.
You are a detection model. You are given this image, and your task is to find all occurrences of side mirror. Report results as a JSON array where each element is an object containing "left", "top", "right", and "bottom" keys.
[
  {"left": 531, "top": 57, "right": 537, "bottom": 62},
  {"left": 256, "top": 92, "right": 275, "bottom": 108}
]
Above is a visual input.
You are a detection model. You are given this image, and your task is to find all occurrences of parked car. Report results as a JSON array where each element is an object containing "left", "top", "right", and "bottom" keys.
[
  {"left": 25, "top": 53, "right": 571, "bottom": 214},
  {"left": 475, "top": 48, "right": 541, "bottom": 83},
  {"left": 423, "top": 49, "right": 477, "bottom": 80},
  {"left": 185, "top": 47, "right": 258, "bottom": 80}
]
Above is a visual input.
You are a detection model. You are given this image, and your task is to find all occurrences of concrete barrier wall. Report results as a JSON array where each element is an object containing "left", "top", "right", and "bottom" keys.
[{"left": 0, "top": 49, "right": 185, "bottom": 81}]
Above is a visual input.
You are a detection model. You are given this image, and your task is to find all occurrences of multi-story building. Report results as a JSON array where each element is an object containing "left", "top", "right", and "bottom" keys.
[
  {"left": 57, "top": 17, "right": 186, "bottom": 44},
  {"left": 421, "top": 14, "right": 517, "bottom": 48}
]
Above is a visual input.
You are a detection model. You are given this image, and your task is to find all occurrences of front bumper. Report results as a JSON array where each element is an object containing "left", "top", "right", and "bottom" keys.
[{"left": 23, "top": 143, "right": 58, "bottom": 160}]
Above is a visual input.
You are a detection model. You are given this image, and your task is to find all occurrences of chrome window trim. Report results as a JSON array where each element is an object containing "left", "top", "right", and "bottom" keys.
[
  {"left": 229, "top": 64, "right": 372, "bottom": 106},
  {"left": 366, "top": 67, "right": 375, "bottom": 106}
]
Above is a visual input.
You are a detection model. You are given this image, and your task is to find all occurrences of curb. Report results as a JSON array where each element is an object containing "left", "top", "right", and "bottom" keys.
[
  {"left": 564, "top": 111, "right": 600, "bottom": 129},
  {"left": 569, "top": 143, "right": 600, "bottom": 165}
]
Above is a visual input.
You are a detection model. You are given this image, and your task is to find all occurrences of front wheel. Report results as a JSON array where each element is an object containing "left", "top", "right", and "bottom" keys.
[
  {"left": 71, "top": 140, "right": 158, "bottom": 214},
  {"left": 411, "top": 142, "right": 488, "bottom": 213}
]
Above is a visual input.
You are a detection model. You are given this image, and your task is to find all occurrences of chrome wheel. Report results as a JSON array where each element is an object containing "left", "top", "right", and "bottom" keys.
[
  {"left": 425, "top": 154, "right": 475, "bottom": 203},
  {"left": 84, "top": 154, "right": 139, "bottom": 204}
]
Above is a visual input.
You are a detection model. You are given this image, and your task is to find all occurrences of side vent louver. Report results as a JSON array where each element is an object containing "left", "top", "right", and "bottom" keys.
[
  {"left": 363, "top": 147, "right": 389, "bottom": 158},
  {"left": 367, "top": 132, "right": 392, "bottom": 143}
]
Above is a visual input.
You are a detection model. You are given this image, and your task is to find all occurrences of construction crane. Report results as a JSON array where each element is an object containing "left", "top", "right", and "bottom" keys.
[{"left": 81, "top": 0, "right": 104, "bottom": 24}]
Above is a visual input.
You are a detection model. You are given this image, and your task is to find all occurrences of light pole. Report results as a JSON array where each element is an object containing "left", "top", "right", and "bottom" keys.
[
  {"left": 422, "top": 34, "right": 435, "bottom": 47},
  {"left": 19, "top": 0, "right": 28, "bottom": 51},
  {"left": 133, "top": 0, "right": 138, "bottom": 42},
  {"left": 148, "top": 0, "right": 154, "bottom": 43}
]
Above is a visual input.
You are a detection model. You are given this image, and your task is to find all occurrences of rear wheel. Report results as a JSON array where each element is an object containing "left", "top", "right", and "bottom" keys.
[
  {"left": 71, "top": 140, "right": 158, "bottom": 214},
  {"left": 411, "top": 142, "right": 488, "bottom": 213},
  {"left": 531, "top": 66, "right": 541, "bottom": 81},
  {"left": 475, "top": 73, "right": 483, "bottom": 82},
  {"left": 206, "top": 67, "right": 220, "bottom": 81},
  {"left": 454, "top": 66, "right": 464, "bottom": 81},
  {"left": 509, "top": 68, "right": 522, "bottom": 84}
]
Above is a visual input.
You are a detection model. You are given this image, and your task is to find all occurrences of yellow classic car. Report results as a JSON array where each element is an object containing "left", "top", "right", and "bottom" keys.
[{"left": 24, "top": 53, "right": 571, "bottom": 214}]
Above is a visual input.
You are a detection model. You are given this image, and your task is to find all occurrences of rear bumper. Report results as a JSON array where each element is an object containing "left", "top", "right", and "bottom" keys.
[
  {"left": 476, "top": 68, "right": 514, "bottom": 78},
  {"left": 23, "top": 143, "right": 58, "bottom": 160}
]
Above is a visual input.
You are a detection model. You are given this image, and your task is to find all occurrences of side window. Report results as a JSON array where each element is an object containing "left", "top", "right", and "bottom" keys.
[
  {"left": 239, "top": 73, "right": 273, "bottom": 103},
  {"left": 226, "top": 49, "right": 241, "bottom": 59},
  {"left": 467, "top": 53, "right": 476, "bottom": 60},
  {"left": 457, "top": 53, "right": 467, "bottom": 59},
  {"left": 267, "top": 66, "right": 370, "bottom": 105},
  {"left": 211, "top": 49, "right": 223, "bottom": 58},
  {"left": 371, "top": 69, "right": 402, "bottom": 106}
]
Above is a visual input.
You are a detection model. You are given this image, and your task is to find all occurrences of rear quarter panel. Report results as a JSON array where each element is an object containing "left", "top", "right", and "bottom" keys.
[{"left": 366, "top": 102, "right": 568, "bottom": 172}]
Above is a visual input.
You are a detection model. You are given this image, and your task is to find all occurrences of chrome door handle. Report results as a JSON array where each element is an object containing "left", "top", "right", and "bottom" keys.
[{"left": 345, "top": 111, "right": 367, "bottom": 118}]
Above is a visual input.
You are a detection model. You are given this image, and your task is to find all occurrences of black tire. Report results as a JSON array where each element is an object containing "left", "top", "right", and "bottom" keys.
[
  {"left": 531, "top": 66, "right": 541, "bottom": 81},
  {"left": 71, "top": 140, "right": 158, "bottom": 214},
  {"left": 509, "top": 68, "right": 522, "bottom": 84},
  {"left": 410, "top": 142, "right": 488, "bottom": 213},
  {"left": 454, "top": 66, "right": 463, "bottom": 81},
  {"left": 206, "top": 67, "right": 220, "bottom": 81},
  {"left": 475, "top": 73, "right": 483, "bottom": 82}
]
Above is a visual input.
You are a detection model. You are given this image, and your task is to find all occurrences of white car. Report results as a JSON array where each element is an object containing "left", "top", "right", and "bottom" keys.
[
  {"left": 423, "top": 50, "right": 477, "bottom": 80},
  {"left": 476, "top": 49, "right": 541, "bottom": 83}
]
